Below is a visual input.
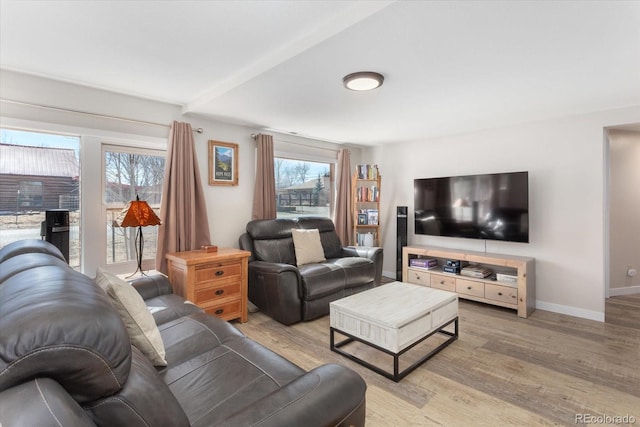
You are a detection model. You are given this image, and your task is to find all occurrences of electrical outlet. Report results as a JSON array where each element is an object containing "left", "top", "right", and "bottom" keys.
[{"left": 628, "top": 268, "right": 637, "bottom": 277}]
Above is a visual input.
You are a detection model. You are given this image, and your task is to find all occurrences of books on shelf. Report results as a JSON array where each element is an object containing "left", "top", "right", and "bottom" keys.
[
  {"left": 410, "top": 258, "right": 438, "bottom": 269},
  {"left": 356, "top": 209, "right": 378, "bottom": 225},
  {"left": 356, "top": 164, "right": 379, "bottom": 180},
  {"left": 356, "top": 185, "right": 379, "bottom": 202},
  {"left": 496, "top": 273, "right": 518, "bottom": 283},
  {"left": 355, "top": 231, "right": 377, "bottom": 247},
  {"left": 460, "top": 264, "right": 493, "bottom": 278},
  {"left": 411, "top": 258, "right": 437, "bottom": 267}
]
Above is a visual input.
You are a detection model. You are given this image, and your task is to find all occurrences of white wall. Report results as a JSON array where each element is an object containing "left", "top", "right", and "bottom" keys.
[
  {"left": 608, "top": 129, "right": 640, "bottom": 295},
  {"left": 0, "top": 70, "right": 358, "bottom": 275},
  {"left": 365, "top": 107, "right": 640, "bottom": 321},
  {"left": 4, "top": 69, "right": 639, "bottom": 321}
]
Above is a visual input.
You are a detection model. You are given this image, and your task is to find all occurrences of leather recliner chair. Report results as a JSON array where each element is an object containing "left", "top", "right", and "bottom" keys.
[{"left": 239, "top": 217, "right": 383, "bottom": 325}]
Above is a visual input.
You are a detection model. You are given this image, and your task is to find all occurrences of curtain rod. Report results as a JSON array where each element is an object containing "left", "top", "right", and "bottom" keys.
[
  {"left": 251, "top": 133, "right": 339, "bottom": 153},
  {"left": 0, "top": 98, "right": 204, "bottom": 134}
]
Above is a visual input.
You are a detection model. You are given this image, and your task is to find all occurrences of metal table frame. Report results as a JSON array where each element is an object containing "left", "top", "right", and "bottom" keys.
[{"left": 330, "top": 317, "right": 458, "bottom": 382}]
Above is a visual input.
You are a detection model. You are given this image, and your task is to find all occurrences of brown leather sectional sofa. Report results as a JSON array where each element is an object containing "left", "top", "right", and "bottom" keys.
[{"left": 0, "top": 239, "right": 366, "bottom": 426}]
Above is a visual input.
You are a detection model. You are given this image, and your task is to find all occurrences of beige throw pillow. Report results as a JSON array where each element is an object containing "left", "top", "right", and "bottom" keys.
[
  {"left": 95, "top": 268, "right": 167, "bottom": 366},
  {"left": 291, "top": 228, "right": 326, "bottom": 266}
]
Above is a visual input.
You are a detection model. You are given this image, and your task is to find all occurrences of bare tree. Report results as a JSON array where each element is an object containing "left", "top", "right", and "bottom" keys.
[
  {"left": 294, "top": 162, "right": 310, "bottom": 184},
  {"left": 275, "top": 159, "right": 285, "bottom": 189}
]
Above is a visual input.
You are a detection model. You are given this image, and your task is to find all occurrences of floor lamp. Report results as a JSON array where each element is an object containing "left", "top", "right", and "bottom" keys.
[{"left": 116, "top": 195, "right": 162, "bottom": 278}]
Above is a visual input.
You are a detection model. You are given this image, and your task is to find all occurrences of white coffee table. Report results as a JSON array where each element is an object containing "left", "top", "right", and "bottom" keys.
[{"left": 330, "top": 281, "right": 458, "bottom": 381}]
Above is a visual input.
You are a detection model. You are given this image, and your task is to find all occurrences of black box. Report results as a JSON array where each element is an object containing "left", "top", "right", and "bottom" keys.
[
  {"left": 443, "top": 265, "right": 460, "bottom": 274},
  {"left": 446, "top": 259, "right": 469, "bottom": 268}
]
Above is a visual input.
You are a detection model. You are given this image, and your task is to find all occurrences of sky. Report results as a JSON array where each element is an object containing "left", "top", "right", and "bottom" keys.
[{"left": 1, "top": 128, "right": 80, "bottom": 157}]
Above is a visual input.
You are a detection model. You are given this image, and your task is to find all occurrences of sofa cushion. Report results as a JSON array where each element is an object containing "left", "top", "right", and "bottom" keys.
[
  {"left": 158, "top": 312, "right": 305, "bottom": 426},
  {"left": 327, "top": 257, "right": 375, "bottom": 289},
  {"left": 84, "top": 346, "right": 189, "bottom": 427},
  {"left": 0, "top": 266, "right": 131, "bottom": 403},
  {"left": 97, "top": 269, "right": 167, "bottom": 366},
  {"left": 0, "top": 251, "right": 70, "bottom": 283},
  {"left": 0, "top": 238, "right": 67, "bottom": 263},
  {"left": 0, "top": 378, "right": 96, "bottom": 427},
  {"left": 144, "top": 293, "right": 204, "bottom": 326},
  {"left": 297, "top": 217, "right": 343, "bottom": 259},
  {"left": 298, "top": 263, "right": 346, "bottom": 300},
  {"left": 247, "top": 218, "right": 298, "bottom": 264},
  {"left": 291, "top": 228, "right": 326, "bottom": 266}
]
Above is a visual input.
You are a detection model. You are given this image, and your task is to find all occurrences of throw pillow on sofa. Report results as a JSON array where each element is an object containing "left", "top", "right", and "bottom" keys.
[
  {"left": 291, "top": 228, "right": 326, "bottom": 266},
  {"left": 95, "top": 268, "right": 167, "bottom": 366}
]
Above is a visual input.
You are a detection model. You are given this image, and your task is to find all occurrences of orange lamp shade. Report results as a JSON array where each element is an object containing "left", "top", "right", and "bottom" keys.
[{"left": 116, "top": 199, "right": 162, "bottom": 228}]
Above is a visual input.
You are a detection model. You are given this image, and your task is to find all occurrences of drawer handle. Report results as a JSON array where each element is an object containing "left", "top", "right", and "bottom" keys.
[
  {"left": 440, "top": 280, "right": 445, "bottom": 285},
  {"left": 215, "top": 309, "right": 224, "bottom": 315},
  {"left": 215, "top": 271, "right": 224, "bottom": 276},
  {"left": 215, "top": 289, "right": 224, "bottom": 296},
  {"left": 498, "top": 292, "right": 503, "bottom": 296},
  {"left": 416, "top": 275, "right": 421, "bottom": 280},
  {"left": 467, "top": 286, "right": 472, "bottom": 290}
]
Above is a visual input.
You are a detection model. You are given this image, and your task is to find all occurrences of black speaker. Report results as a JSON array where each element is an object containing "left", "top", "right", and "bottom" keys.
[
  {"left": 396, "top": 206, "right": 408, "bottom": 280},
  {"left": 44, "top": 209, "right": 70, "bottom": 263}
]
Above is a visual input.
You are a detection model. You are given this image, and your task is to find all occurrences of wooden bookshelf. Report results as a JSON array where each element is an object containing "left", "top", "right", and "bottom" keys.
[{"left": 352, "top": 165, "right": 381, "bottom": 247}]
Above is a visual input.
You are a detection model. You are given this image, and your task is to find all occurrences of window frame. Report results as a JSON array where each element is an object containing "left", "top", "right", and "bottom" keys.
[
  {"left": 0, "top": 127, "right": 81, "bottom": 268},
  {"left": 274, "top": 150, "right": 336, "bottom": 220},
  {"left": 101, "top": 143, "right": 166, "bottom": 275}
]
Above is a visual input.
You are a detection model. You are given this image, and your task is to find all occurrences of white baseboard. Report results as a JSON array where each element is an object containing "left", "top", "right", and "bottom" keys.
[
  {"left": 609, "top": 285, "right": 640, "bottom": 297},
  {"left": 535, "top": 301, "right": 604, "bottom": 322}
]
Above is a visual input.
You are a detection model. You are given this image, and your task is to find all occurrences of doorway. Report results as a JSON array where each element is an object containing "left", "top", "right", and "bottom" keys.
[{"left": 605, "top": 125, "right": 640, "bottom": 324}]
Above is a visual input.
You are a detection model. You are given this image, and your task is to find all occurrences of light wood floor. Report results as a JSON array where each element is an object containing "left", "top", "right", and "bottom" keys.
[{"left": 236, "top": 293, "right": 640, "bottom": 426}]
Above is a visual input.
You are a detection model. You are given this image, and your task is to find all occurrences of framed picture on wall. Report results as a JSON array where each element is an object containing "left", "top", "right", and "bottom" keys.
[{"left": 208, "top": 140, "right": 238, "bottom": 186}]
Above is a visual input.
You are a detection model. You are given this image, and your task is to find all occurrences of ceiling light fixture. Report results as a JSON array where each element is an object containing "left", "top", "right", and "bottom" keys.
[{"left": 343, "top": 71, "right": 384, "bottom": 91}]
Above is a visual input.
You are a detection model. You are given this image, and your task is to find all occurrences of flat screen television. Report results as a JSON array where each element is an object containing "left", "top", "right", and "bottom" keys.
[{"left": 414, "top": 171, "right": 529, "bottom": 243}]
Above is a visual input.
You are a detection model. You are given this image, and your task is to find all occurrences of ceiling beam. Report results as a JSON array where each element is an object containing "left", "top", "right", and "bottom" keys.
[{"left": 183, "top": 0, "right": 395, "bottom": 115}]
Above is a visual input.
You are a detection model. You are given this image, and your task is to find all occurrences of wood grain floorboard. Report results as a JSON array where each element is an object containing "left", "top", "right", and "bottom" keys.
[
  {"left": 606, "top": 294, "right": 640, "bottom": 329},
  {"left": 236, "top": 293, "right": 640, "bottom": 426}
]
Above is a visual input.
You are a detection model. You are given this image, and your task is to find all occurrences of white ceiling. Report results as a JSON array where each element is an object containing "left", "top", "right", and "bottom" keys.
[{"left": 1, "top": 0, "right": 639, "bottom": 145}]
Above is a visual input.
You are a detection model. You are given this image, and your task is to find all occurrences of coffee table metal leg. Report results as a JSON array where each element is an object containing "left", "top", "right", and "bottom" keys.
[{"left": 330, "top": 317, "right": 458, "bottom": 382}]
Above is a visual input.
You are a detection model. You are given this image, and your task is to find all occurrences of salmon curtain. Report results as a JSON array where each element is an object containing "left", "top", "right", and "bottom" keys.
[
  {"left": 155, "top": 121, "right": 211, "bottom": 273},
  {"left": 333, "top": 148, "right": 352, "bottom": 245},
  {"left": 251, "top": 134, "right": 276, "bottom": 220}
]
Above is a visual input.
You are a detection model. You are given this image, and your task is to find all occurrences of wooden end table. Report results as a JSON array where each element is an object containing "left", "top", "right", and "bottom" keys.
[{"left": 166, "top": 248, "right": 251, "bottom": 322}]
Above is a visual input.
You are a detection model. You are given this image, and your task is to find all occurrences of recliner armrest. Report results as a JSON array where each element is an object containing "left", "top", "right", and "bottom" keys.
[
  {"left": 220, "top": 364, "right": 366, "bottom": 427},
  {"left": 342, "top": 246, "right": 384, "bottom": 286},
  {"left": 342, "top": 245, "right": 382, "bottom": 260},
  {"left": 129, "top": 274, "right": 173, "bottom": 300},
  {"left": 248, "top": 261, "right": 303, "bottom": 325}
]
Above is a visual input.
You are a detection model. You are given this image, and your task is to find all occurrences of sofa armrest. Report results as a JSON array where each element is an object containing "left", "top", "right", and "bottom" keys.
[
  {"left": 248, "top": 261, "right": 303, "bottom": 325},
  {"left": 221, "top": 364, "right": 366, "bottom": 427},
  {"left": 342, "top": 246, "right": 384, "bottom": 286},
  {"left": 342, "top": 245, "right": 382, "bottom": 260},
  {"left": 250, "top": 260, "right": 300, "bottom": 276},
  {"left": 129, "top": 274, "right": 173, "bottom": 300},
  {"left": 0, "top": 378, "right": 97, "bottom": 427}
]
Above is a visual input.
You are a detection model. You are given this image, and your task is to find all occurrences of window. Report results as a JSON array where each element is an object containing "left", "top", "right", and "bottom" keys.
[
  {"left": 0, "top": 129, "right": 81, "bottom": 268},
  {"left": 274, "top": 157, "right": 334, "bottom": 219},
  {"left": 104, "top": 146, "right": 165, "bottom": 266}
]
